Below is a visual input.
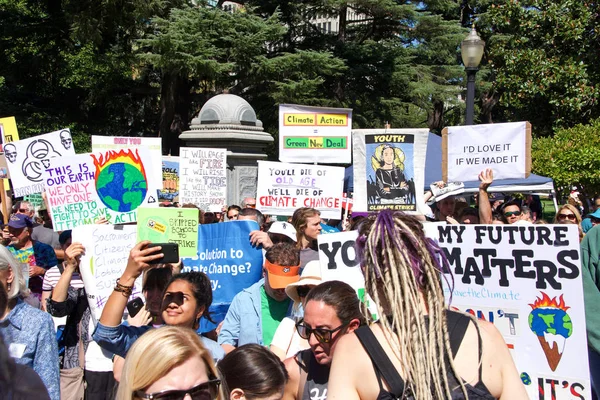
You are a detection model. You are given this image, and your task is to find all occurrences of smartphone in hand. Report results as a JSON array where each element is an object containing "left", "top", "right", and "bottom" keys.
[
  {"left": 145, "top": 243, "right": 179, "bottom": 264},
  {"left": 127, "top": 297, "right": 144, "bottom": 318}
]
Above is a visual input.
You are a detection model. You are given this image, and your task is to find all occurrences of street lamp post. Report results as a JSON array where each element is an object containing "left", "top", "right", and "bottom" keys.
[{"left": 461, "top": 26, "right": 485, "bottom": 125}]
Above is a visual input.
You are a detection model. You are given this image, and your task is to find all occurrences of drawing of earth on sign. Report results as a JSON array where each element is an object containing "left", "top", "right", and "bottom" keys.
[
  {"left": 528, "top": 292, "right": 573, "bottom": 372},
  {"left": 91, "top": 149, "right": 148, "bottom": 212}
]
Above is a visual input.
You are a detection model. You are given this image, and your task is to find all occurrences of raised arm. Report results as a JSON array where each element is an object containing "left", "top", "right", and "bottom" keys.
[
  {"left": 51, "top": 242, "right": 84, "bottom": 303},
  {"left": 478, "top": 169, "right": 493, "bottom": 224}
]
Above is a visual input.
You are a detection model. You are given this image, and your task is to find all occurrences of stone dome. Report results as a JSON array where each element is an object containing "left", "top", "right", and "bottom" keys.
[{"left": 194, "top": 94, "right": 262, "bottom": 128}]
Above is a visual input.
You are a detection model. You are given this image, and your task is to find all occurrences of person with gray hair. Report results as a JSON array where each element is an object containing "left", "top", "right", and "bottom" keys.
[
  {"left": 241, "top": 197, "right": 256, "bottom": 208},
  {"left": 0, "top": 246, "right": 60, "bottom": 400}
]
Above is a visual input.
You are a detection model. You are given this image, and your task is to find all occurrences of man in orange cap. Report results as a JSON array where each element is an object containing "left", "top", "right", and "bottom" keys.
[{"left": 219, "top": 242, "right": 300, "bottom": 353}]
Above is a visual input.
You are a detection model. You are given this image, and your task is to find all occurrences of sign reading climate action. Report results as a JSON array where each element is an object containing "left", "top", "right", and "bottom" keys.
[
  {"left": 443, "top": 121, "right": 531, "bottom": 182},
  {"left": 182, "top": 220, "right": 263, "bottom": 324},
  {"left": 424, "top": 223, "right": 590, "bottom": 400},
  {"left": 43, "top": 148, "right": 159, "bottom": 230},
  {"left": 179, "top": 147, "right": 227, "bottom": 211},
  {"left": 256, "top": 161, "right": 344, "bottom": 219},
  {"left": 279, "top": 104, "right": 352, "bottom": 164}
]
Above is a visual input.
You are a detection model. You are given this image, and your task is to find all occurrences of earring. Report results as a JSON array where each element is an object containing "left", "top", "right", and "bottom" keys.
[{"left": 6, "top": 282, "right": 11, "bottom": 291}]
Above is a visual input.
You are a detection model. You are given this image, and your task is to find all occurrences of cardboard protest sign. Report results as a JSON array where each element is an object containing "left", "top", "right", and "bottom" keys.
[
  {"left": 4, "top": 129, "right": 75, "bottom": 197},
  {"left": 424, "top": 223, "right": 590, "bottom": 399},
  {"left": 74, "top": 224, "right": 143, "bottom": 321},
  {"left": 179, "top": 147, "right": 227, "bottom": 211},
  {"left": 158, "top": 156, "right": 179, "bottom": 202},
  {"left": 0, "top": 117, "right": 20, "bottom": 144},
  {"left": 256, "top": 161, "right": 344, "bottom": 219},
  {"left": 182, "top": 220, "right": 263, "bottom": 324},
  {"left": 137, "top": 207, "right": 198, "bottom": 258},
  {"left": 91, "top": 136, "right": 163, "bottom": 185},
  {"left": 442, "top": 121, "right": 531, "bottom": 182},
  {"left": 279, "top": 104, "right": 352, "bottom": 164},
  {"left": 352, "top": 129, "right": 428, "bottom": 213},
  {"left": 43, "top": 148, "right": 159, "bottom": 230}
]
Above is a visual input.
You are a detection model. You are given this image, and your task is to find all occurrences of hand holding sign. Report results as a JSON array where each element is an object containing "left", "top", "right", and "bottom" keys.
[{"left": 65, "top": 242, "right": 86, "bottom": 270}]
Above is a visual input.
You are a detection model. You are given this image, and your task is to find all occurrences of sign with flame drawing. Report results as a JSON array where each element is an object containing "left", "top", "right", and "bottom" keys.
[{"left": 43, "top": 148, "right": 160, "bottom": 231}]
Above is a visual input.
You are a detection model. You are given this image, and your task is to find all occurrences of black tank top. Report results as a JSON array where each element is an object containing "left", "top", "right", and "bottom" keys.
[{"left": 355, "top": 310, "right": 496, "bottom": 400}]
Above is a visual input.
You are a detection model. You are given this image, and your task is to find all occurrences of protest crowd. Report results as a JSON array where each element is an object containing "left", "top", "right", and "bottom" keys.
[{"left": 0, "top": 119, "right": 598, "bottom": 400}]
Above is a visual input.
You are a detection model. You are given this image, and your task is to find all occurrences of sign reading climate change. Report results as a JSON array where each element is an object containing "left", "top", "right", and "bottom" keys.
[
  {"left": 443, "top": 121, "right": 531, "bottom": 182},
  {"left": 279, "top": 104, "right": 352, "bottom": 164},
  {"left": 179, "top": 147, "right": 227, "bottom": 211},
  {"left": 182, "top": 220, "right": 263, "bottom": 324},
  {"left": 4, "top": 129, "right": 75, "bottom": 197},
  {"left": 43, "top": 148, "right": 159, "bottom": 230},
  {"left": 256, "top": 161, "right": 344, "bottom": 219},
  {"left": 424, "top": 223, "right": 590, "bottom": 400},
  {"left": 352, "top": 129, "right": 428, "bottom": 213}
]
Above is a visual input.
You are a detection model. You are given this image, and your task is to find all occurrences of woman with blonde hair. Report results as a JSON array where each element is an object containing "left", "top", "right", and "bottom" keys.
[
  {"left": 328, "top": 211, "right": 527, "bottom": 400},
  {"left": 117, "top": 326, "right": 222, "bottom": 400},
  {"left": 553, "top": 204, "right": 584, "bottom": 241},
  {"left": 291, "top": 208, "right": 322, "bottom": 269}
]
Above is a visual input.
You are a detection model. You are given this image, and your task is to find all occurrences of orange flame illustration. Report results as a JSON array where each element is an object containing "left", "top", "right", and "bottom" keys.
[
  {"left": 529, "top": 292, "right": 570, "bottom": 311},
  {"left": 91, "top": 149, "right": 146, "bottom": 178}
]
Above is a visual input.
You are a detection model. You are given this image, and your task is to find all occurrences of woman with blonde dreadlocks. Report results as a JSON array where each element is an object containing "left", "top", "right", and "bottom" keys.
[{"left": 327, "top": 211, "right": 526, "bottom": 400}]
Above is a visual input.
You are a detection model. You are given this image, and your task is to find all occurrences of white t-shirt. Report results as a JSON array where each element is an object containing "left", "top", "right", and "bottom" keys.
[{"left": 42, "top": 265, "right": 84, "bottom": 291}]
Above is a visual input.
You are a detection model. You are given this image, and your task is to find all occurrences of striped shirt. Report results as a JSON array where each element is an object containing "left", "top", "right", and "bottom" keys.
[{"left": 42, "top": 265, "right": 84, "bottom": 291}]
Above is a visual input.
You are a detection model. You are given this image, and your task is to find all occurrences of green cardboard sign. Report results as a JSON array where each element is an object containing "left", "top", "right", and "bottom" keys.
[{"left": 136, "top": 207, "right": 199, "bottom": 258}]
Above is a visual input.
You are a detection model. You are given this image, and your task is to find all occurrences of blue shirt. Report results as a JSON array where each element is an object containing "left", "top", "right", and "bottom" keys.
[
  {"left": 0, "top": 298, "right": 60, "bottom": 400},
  {"left": 92, "top": 323, "right": 225, "bottom": 364},
  {"left": 218, "top": 279, "right": 295, "bottom": 347}
]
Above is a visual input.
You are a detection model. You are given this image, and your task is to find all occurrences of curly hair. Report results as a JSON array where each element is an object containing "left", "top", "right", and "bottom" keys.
[{"left": 265, "top": 242, "right": 300, "bottom": 267}]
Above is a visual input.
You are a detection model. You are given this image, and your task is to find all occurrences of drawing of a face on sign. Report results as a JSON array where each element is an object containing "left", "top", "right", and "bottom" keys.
[
  {"left": 23, "top": 139, "right": 62, "bottom": 182},
  {"left": 365, "top": 134, "right": 416, "bottom": 211},
  {"left": 4, "top": 144, "right": 17, "bottom": 163},
  {"left": 60, "top": 130, "right": 72, "bottom": 150}
]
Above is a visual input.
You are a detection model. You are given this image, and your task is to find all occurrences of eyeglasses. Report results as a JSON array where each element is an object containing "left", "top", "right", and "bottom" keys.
[
  {"left": 557, "top": 213, "right": 577, "bottom": 221},
  {"left": 247, "top": 204, "right": 256, "bottom": 209},
  {"left": 295, "top": 285, "right": 312, "bottom": 298},
  {"left": 134, "top": 379, "right": 220, "bottom": 400},
  {"left": 296, "top": 319, "right": 347, "bottom": 344},
  {"left": 504, "top": 211, "right": 521, "bottom": 217}
]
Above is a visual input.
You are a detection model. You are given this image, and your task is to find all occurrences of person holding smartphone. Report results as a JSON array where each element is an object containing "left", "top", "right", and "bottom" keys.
[{"left": 92, "top": 241, "right": 225, "bottom": 365}]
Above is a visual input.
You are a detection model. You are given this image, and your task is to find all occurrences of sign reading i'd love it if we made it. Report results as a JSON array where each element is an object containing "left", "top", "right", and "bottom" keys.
[{"left": 43, "top": 148, "right": 160, "bottom": 231}]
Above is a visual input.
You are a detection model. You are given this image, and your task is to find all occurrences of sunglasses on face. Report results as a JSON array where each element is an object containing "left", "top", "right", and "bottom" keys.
[
  {"left": 134, "top": 379, "right": 220, "bottom": 400},
  {"left": 557, "top": 213, "right": 576, "bottom": 221},
  {"left": 296, "top": 319, "right": 347, "bottom": 344},
  {"left": 504, "top": 211, "right": 521, "bottom": 217},
  {"left": 295, "top": 285, "right": 312, "bottom": 298}
]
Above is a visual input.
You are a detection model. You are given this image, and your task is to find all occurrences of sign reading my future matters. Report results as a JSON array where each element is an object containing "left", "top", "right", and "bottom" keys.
[
  {"left": 424, "top": 223, "right": 590, "bottom": 400},
  {"left": 256, "top": 161, "right": 344, "bottom": 219},
  {"left": 443, "top": 121, "right": 531, "bottom": 182},
  {"left": 279, "top": 104, "right": 352, "bottom": 164},
  {"left": 179, "top": 147, "right": 227, "bottom": 211}
]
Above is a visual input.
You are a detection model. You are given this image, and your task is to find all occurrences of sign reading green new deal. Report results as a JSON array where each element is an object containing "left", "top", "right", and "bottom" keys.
[{"left": 279, "top": 104, "right": 352, "bottom": 164}]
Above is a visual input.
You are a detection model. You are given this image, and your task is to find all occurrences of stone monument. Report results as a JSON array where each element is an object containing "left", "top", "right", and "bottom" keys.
[{"left": 179, "top": 94, "right": 273, "bottom": 207}]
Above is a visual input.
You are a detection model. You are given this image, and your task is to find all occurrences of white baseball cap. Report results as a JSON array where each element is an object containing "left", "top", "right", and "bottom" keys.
[{"left": 268, "top": 221, "right": 297, "bottom": 242}]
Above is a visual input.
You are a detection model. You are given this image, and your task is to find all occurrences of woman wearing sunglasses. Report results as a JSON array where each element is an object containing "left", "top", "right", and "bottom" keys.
[
  {"left": 553, "top": 204, "right": 584, "bottom": 241},
  {"left": 117, "top": 326, "right": 222, "bottom": 400},
  {"left": 282, "top": 280, "right": 365, "bottom": 400},
  {"left": 328, "top": 211, "right": 527, "bottom": 400}
]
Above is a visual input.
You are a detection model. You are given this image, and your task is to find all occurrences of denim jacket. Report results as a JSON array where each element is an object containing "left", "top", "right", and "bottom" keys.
[
  {"left": 92, "top": 323, "right": 224, "bottom": 363},
  {"left": 218, "top": 279, "right": 296, "bottom": 347},
  {"left": 0, "top": 298, "right": 60, "bottom": 400}
]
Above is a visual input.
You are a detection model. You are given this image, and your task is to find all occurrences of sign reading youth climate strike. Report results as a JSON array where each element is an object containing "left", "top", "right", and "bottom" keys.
[
  {"left": 256, "top": 161, "right": 344, "bottom": 219},
  {"left": 4, "top": 129, "right": 75, "bottom": 197},
  {"left": 424, "top": 224, "right": 590, "bottom": 400},
  {"left": 43, "top": 148, "right": 159, "bottom": 231},
  {"left": 279, "top": 104, "right": 352, "bottom": 164},
  {"left": 352, "top": 129, "right": 428, "bottom": 213},
  {"left": 442, "top": 121, "right": 531, "bottom": 182},
  {"left": 182, "top": 220, "right": 263, "bottom": 324},
  {"left": 91, "top": 135, "right": 163, "bottom": 185},
  {"left": 179, "top": 147, "right": 227, "bottom": 211}
]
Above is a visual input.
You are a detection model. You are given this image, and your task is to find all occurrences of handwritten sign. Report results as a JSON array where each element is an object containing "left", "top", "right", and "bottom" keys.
[
  {"left": 352, "top": 129, "right": 428, "bottom": 213},
  {"left": 182, "top": 220, "right": 263, "bottom": 324},
  {"left": 91, "top": 136, "right": 163, "bottom": 185},
  {"left": 279, "top": 104, "right": 352, "bottom": 164},
  {"left": 4, "top": 129, "right": 75, "bottom": 197},
  {"left": 137, "top": 207, "right": 198, "bottom": 257},
  {"left": 179, "top": 147, "right": 227, "bottom": 210},
  {"left": 443, "top": 121, "right": 531, "bottom": 181},
  {"left": 43, "top": 148, "right": 159, "bottom": 230},
  {"left": 424, "top": 223, "right": 590, "bottom": 399},
  {"left": 158, "top": 156, "right": 179, "bottom": 202},
  {"left": 74, "top": 224, "right": 143, "bottom": 320},
  {"left": 256, "top": 161, "right": 344, "bottom": 219}
]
